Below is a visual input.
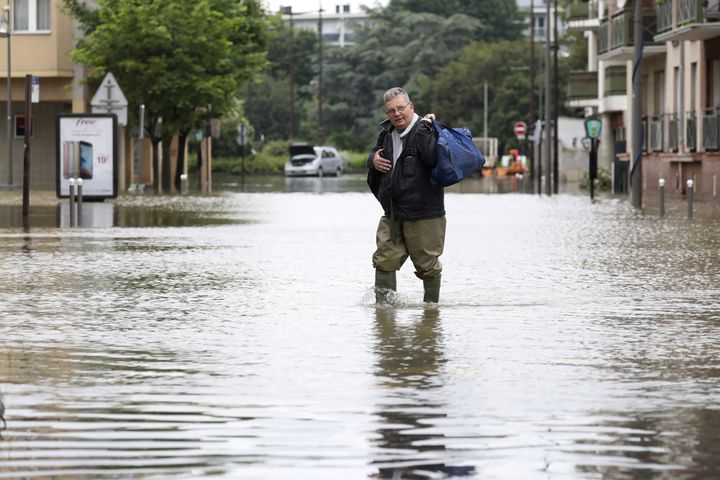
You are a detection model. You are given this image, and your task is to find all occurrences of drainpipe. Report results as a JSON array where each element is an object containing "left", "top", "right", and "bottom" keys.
[{"left": 679, "top": 41, "right": 685, "bottom": 150}]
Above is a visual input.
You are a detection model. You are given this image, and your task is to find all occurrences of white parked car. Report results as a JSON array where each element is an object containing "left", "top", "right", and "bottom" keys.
[{"left": 284, "top": 145, "right": 343, "bottom": 177}]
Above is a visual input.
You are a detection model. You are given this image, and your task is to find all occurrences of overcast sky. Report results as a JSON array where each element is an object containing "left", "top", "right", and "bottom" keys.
[{"left": 262, "top": 0, "right": 388, "bottom": 14}]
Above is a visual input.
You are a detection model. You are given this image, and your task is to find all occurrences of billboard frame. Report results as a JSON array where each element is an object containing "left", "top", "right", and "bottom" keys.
[{"left": 56, "top": 114, "right": 118, "bottom": 200}]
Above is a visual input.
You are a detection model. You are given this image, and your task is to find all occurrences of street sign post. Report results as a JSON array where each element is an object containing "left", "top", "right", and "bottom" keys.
[
  {"left": 513, "top": 121, "right": 527, "bottom": 140},
  {"left": 584, "top": 117, "right": 602, "bottom": 201}
]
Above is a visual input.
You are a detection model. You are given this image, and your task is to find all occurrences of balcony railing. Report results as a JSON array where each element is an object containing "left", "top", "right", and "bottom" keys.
[
  {"left": 600, "top": 5, "right": 658, "bottom": 53},
  {"left": 566, "top": 0, "right": 598, "bottom": 21},
  {"left": 703, "top": 109, "right": 719, "bottom": 150},
  {"left": 610, "top": 9, "right": 628, "bottom": 49},
  {"left": 669, "top": 114, "right": 679, "bottom": 151},
  {"left": 679, "top": 0, "right": 720, "bottom": 25},
  {"left": 650, "top": 115, "right": 663, "bottom": 151},
  {"left": 598, "top": 20, "right": 609, "bottom": 54},
  {"left": 567, "top": 71, "right": 598, "bottom": 100},
  {"left": 604, "top": 65, "right": 626, "bottom": 95},
  {"left": 686, "top": 111, "right": 697, "bottom": 151},
  {"left": 656, "top": 1, "right": 672, "bottom": 33}
]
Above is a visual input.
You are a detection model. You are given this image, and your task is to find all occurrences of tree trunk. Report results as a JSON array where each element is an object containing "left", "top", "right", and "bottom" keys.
[
  {"left": 174, "top": 130, "right": 189, "bottom": 192},
  {"left": 151, "top": 137, "right": 162, "bottom": 194},
  {"left": 161, "top": 138, "right": 171, "bottom": 192}
]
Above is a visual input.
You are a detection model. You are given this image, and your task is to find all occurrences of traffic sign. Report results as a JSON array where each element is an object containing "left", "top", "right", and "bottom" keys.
[
  {"left": 513, "top": 121, "right": 527, "bottom": 139},
  {"left": 91, "top": 72, "right": 128, "bottom": 126},
  {"left": 31, "top": 76, "right": 39, "bottom": 103}
]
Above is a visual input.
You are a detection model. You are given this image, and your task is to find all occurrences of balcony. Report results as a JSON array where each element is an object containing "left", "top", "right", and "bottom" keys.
[
  {"left": 598, "top": 20, "right": 609, "bottom": 54},
  {"left": 567, "top": 71, "right": 598, "bottom": 106},
  {"left": 565, "top": 0, "right": 600, "bottom": 32},
  {"left": 657, "top": 1, "right": 672, "bottom": 33},
  {"left": 655, "top": 0, "right": 720, "bottom": 41},
  {"left": 604, "top": 65, "right": 626, "bottom": 96},
  {"left": 598, "top": 4, "right": 665, "bottom": 61}
]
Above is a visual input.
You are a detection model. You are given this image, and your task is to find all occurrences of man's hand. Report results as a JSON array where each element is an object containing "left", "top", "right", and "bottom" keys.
[
  {"left": 422, "top": 113, "right": 435, "bottom": 122},
  {"left": 373, "top": 148, "right": 392, "bottom": 173}
]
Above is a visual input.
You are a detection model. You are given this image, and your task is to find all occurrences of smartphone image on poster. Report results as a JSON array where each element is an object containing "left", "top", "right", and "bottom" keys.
[{"left": 79, "top": 141, "right": 93, "bottom": 179}]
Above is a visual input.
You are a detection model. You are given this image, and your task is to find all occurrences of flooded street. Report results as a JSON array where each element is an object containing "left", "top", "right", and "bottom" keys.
[{"left": 1, "top": 175, "right": 719, "bottom": 479}]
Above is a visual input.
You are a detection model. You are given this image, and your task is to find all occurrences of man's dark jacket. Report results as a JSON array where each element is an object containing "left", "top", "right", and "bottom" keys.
[{"left": 367, "top": 118, "right": 445, "bottom": 221}]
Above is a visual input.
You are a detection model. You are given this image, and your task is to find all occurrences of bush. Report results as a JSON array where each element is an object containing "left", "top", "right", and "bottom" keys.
[
  {"left": 579, "top": 167, "right": 612, "bottom": 191},
  {"left": 211, "top": 142, "right": 369, "bottom": 175},
  {"left": 342, "top": 150, "right": 368, "bottom": 172}
]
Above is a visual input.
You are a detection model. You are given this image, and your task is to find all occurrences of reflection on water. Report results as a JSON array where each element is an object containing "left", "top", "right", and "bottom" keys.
[
  {"left": 1, "top": 177, "right": 720, "bottom": 479},
  {"left": 371, "top": 307, "right": 476, "bottom": 479}
]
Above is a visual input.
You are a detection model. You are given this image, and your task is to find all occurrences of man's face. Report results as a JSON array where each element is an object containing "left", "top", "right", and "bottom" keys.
[{"left": 384, "top": 96, "right": 414, "bottom": 131}]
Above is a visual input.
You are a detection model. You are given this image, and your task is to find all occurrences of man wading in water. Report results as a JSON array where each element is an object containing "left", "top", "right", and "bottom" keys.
[{"left": 367, "top": 87, "right": 446, "bottom": 304}]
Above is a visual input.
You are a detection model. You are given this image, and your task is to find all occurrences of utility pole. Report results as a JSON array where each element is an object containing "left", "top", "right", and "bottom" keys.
[
  {"left": 553, "top": 0, "right": 559, "bottom": 194},
  {"left": 317, "top": 1, "right": 324, "bottom": 145},
  {"left": 282, "top": 6, "right": 295, "bottom": 141},
  {"left": 544, "top": 0, "right": 552, "bottom": 196},
  {"left": 483, "top": 80, "right": 488, "bottom": 141},
  {"left": 529, "top": 0, "right": 536, "bottom": 183},
  {"left": 630, "top": 0, "right": 643, "bottom": 208}
]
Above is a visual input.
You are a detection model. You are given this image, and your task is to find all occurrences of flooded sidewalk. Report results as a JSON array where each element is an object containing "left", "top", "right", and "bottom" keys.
[{"left": 0, "top": 178, "right": 719, "bottom": 479}]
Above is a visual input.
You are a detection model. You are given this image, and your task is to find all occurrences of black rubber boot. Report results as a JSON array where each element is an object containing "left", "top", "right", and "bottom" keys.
[
  {"left": 423, "top": 276, "right": 441, "bottom": 303},
  {"left": 375, "top": 270, "right": 397, "bottom": 304}
]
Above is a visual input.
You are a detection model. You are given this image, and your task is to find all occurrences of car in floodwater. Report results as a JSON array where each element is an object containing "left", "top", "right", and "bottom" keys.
[{"left": 284, "top": 145, "right": 343, "bottom": 177}]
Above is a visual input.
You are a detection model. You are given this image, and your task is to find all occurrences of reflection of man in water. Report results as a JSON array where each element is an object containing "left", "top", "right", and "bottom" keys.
[
  {"left": 0, "top": 392, "right": 5, "bottom": 434},
  {"left": 370, "top": 309, "right": 475, "bottom": 478}
]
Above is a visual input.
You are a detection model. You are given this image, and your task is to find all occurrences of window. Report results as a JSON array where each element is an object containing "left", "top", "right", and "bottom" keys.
[
  {"left": 708, "top": 59, "right": 720, "bottom": 109},
  {"left": 653, "top": 71, "right": 665, "bottom": 114},
  {"left": 13, "top": 0, "right": 50, "bottom": 32}
]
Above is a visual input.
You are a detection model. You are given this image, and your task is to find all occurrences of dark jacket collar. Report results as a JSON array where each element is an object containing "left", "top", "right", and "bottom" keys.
[{"left": 379, "top": 119, "right": 394, "bottom": 132}]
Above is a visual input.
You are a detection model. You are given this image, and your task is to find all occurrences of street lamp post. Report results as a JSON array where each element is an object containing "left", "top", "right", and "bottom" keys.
[
  {"left": 281, "top": 6, "right": 295, "bottom": 141},
  {"left": 0, "top": 0, "right": 10, "bottom": 188}
]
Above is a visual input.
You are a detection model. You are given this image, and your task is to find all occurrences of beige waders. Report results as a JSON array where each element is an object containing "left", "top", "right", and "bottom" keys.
[{"left": 372, "top": 215, "right": 446, "bottom": 303}]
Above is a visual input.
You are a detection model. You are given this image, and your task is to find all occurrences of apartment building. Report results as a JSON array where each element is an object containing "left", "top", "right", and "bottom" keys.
[
  {"left": 0, "top": 0, "right": 83, "bottom": 189},
  {"left": 567, "top": 0, "right": 720, "bottom": 201},
  {"left": 282, "top": 4, "right": 372, "bottom": 47}
]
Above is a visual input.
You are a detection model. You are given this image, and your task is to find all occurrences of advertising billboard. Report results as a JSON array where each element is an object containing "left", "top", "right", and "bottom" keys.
[{"left": 56, "top": 114, "right": 117, "bottom": 199}]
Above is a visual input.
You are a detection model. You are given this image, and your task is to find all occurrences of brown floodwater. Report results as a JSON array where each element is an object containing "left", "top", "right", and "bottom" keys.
[{"left": 0, "top": 175, "right": 719, "bottom": 479}]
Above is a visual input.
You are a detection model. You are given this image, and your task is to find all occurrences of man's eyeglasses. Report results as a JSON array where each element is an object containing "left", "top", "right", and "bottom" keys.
[{"left": 385, "top": 104, "right": 410, "bottom": 116}]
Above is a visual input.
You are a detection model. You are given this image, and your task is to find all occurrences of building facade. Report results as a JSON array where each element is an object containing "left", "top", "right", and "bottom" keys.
[
  {"left": 567, "top": 0, "right": 720, "bottom": 201},
  {"left": 0, "top": 0, "right": 82, "bottom": 189}
]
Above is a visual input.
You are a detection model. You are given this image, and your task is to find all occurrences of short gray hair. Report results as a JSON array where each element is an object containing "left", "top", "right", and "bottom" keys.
[{"left": 383, "top": 87, "right": 410, "bottom": 104}]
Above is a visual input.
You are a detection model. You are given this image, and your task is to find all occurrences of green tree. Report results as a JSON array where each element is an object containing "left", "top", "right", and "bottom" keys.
[
  {"left": 388, "top": 0, "right": 522, "bottom": 41},
  {"left": 243, "top": 17, "right": 318, "bottom": 144},
  {"left": 65, "top": 0, "right": 268, "bottom": 191},
  {"left": 420, "top": 40, "right": 532, "bottom": 152},
  {"left": 322, "top": 8, "right": 483, "bottom": 150}
]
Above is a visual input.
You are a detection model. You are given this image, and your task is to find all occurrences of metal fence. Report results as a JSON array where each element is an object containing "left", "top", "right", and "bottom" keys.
[
  {"left": 668, "top": 114, "right": 679, "bottom": 151},
  {"left": 650, "top": 116, "right": 664, "bottom": 152},
  {"left": 687, "top": 112, "right": 696, "bottom": 151},
  {"left": 703, "top": 109, "right": 719, "bottom": 150}
]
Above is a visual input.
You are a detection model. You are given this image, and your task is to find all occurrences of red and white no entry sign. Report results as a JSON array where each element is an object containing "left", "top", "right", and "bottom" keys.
[{"left": 513, "top": 121, "right": 527, "bottom": 137}]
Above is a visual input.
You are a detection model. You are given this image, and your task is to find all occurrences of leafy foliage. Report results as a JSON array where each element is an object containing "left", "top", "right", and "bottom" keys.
[
  {"left": 387, "top": 0, "right": 522, "bottom": 42},
  {"left": 65, "top": 0, "right": 268, "bottom": 187},
  {"left": 322, "top": 7, "right": 488, "bottom": 150},
  {"left": 243, "top": 18, "right": 319, "bottom": 144}
]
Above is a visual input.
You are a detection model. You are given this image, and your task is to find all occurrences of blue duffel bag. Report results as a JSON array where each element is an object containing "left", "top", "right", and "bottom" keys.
[{"left": 430, "top": 120, "right": 486, "bottom": 187}]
